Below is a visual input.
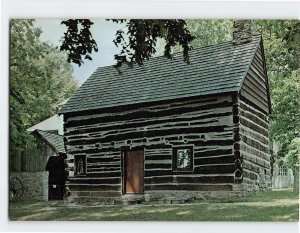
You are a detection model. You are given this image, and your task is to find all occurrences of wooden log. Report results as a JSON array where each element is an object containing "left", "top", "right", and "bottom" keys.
[
  {"left": 194, "top": 154, "right": 236, "bottom": 165},
  {"left": 144, "top": 175, "right": 234, "bottom": 184},
  {"left": 66, "top": 125, "right": 231, "bottom": 146},
  {"left": 243, "top": 160, "right": 261, "bottom": 174},
  {"left": 239, "top": 110, "right": 268, "bottom": 129},
  {"left": 84, "top": 171, "right": 121, "bottom": 177},
  {"left": 69, "top": 177, "right": 121, "bottom": 185},
  {"left": 239, "top": 97, "right": 268, "bottom": 121},
  {"left": 145, "top": 154, "right": 172, "bottom": 160},
  {"left": 88, "top": 168, "right": 121, "bottom": 173},
  {"left": 240, "top": 135, "right": 269, "bottom": 153},
  {"left": 144, "top": 184, "right": 233, "bottom": 191},
  {"left": 240, "top": 117, "right": 268, "bottom": 137},
  {"left": 68, "top": 184, "right": 121, "bottom": 192},
  {"left": 87, "top": 157, "right": 121, "bottom": 163},
  {"left": 193, "top": 163, "right": 236, "bottom": 174},
  {"left": 240, "top": 142, "right": 270, "bottom": 161},
  {"left": 241, "top": 152, "right": 269, "bottom": 168},
  {"left": 240, "top": 125, "right": 268, "bottom": 145},
  {"left": 65, "top": 100, "right": 233, "bottom": 129},
  {"left": 145, "top": 163, "right": 172, "bottom": 169},
  {"left": 194, "top": 148, "right": 233, "bottom": 158}
]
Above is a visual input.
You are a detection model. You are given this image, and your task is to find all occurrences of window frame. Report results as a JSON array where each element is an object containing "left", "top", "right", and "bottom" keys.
[
  {"left": 74, "top": 154, "right": 87, "bottom": 176},
  {"left": 278, "top": 165, "right": 288, "bottom": 176},
  {"left": 172, "top": 145, "right": 194, "bottom": 172}
]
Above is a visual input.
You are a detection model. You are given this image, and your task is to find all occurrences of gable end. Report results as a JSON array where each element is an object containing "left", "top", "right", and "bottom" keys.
[{"left": 240, "top": 41, "right": 270, "bottom": 115}]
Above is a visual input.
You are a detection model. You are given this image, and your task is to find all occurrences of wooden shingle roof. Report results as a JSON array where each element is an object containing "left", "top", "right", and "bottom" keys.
[
  {"left": 33, "top": 130, "right": 66, "bottom": 154},
  {"left": 60, "top": 35, "right": 262, "bottom": 114}
]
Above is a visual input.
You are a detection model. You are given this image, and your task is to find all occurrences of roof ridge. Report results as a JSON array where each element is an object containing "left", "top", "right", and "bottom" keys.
[{"left": 88, "top": 34, "right": 263, "bottom": 70}]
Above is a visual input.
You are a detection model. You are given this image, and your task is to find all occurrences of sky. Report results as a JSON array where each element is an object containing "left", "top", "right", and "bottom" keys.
[{"left": 34, "top": 19, "right": 123, "bottom": 85}]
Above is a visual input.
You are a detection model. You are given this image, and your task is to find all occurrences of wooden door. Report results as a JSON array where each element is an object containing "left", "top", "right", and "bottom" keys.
[{"left": 124, "top": 150, "right": 144, "bottom": 194}]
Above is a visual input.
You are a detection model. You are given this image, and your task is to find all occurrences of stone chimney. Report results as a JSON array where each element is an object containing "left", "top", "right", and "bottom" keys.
[{"left": 232, "top": 20, "right": 253, "bottom": 45}]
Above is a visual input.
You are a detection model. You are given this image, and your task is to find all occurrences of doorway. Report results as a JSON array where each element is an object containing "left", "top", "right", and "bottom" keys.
[
  {"left": 124, "top": 150, "right": 144, "bottom": 194},
  {"left": 46, "top": 155, "right": 66, "bottom": 200}
]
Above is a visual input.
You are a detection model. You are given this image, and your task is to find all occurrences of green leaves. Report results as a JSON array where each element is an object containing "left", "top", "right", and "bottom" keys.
[
  {"left": 10, "top": 19, "right": 78, "bottom": 149},
  {"left": 187, "top": 20, "right": 233, "bottom": 48},
  {"left": 110, "top": 19, "right": 195, "bottom": 66},
  {"left": 60, "top": 19, "right": 98, "bottom": 66},
  {"left": 255, "top": 20, "right": 300, "bottom": 165},
  {"left": 270, "top": 69, "right": 300, "bottom": 147},
  {"left": 61, "top": 19, "right": 195, "bottom": 67},
  {"left": 163, "top": 20, "right": 195, "bottom": 64},
  {"left": 286, "top": 137, "right": 300, "bottom": 167}
]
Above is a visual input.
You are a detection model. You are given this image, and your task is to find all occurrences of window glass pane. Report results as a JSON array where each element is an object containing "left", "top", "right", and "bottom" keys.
[{"left": 176, "top": 149, "right": 191, "bottom": 169}]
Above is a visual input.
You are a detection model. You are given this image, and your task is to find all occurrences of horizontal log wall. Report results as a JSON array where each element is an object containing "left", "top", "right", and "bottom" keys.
[
  {"left": 64, "top": 95, "right": 236, "bottom": 195},
  {"left": 239, "top": 46, "right": 271, "bottom": 191},
  {"left": 239, "top": 98, "right": 271, "bottom": 191}
]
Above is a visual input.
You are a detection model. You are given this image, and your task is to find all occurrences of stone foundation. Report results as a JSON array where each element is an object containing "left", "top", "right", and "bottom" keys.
[
  {"left": 65, "top": 182, "right": 274, "bottom": 206},
  {"left": 66, "top": 189, "right": 249, "bottom": 206},
  {"left": 10, "top": 171, "right": 48, "bottom": 201},
  {"left": 143, "top": 190, "right": 247, "bottom": 203},
  {"left": 242, "top": 173, "right": 272, "bottom": 193}
]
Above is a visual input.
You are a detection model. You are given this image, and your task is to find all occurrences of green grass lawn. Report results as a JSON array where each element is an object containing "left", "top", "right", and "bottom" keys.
[{"left": 9, "top": 189, "right": 299, "bottom": 221}]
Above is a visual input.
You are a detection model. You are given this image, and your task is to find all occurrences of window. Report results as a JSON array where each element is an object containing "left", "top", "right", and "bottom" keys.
[
  {"left": 75, "top": 155, "right": 86, "bottom": 176},
  {"left": 173, "top": 146, "right": 193, "bottom": 171},
  {"left": 278, "top": 165, "right": 287, "bottom": 176}
]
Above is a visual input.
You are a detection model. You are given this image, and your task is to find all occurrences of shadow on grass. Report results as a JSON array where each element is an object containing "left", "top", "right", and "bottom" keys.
[
  {"left": 9, "top": 190, "right": 299, "bottom": 221},
  {"left": 9, "top": 203, "right": 299, "bottom": 221}
]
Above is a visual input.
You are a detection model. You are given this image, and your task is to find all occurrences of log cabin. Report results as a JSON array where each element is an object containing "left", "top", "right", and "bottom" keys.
[{"left": 59, "top": 32, "right": 271, "bottom": 203}]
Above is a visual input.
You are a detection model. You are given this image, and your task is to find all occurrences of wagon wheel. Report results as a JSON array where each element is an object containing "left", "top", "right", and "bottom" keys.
[{"left": 9, "top": 177, "right": 24, "bottom": 201}]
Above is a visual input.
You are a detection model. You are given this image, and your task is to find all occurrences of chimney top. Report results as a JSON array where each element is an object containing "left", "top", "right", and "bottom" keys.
[{"left": 232, "top": 20, "right": 253, "bottom": 45}]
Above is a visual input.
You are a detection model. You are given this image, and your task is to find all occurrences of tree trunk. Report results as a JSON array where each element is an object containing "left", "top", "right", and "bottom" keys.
[{"left": 293, "top": 165, "right": 299, "bottom": 194}]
